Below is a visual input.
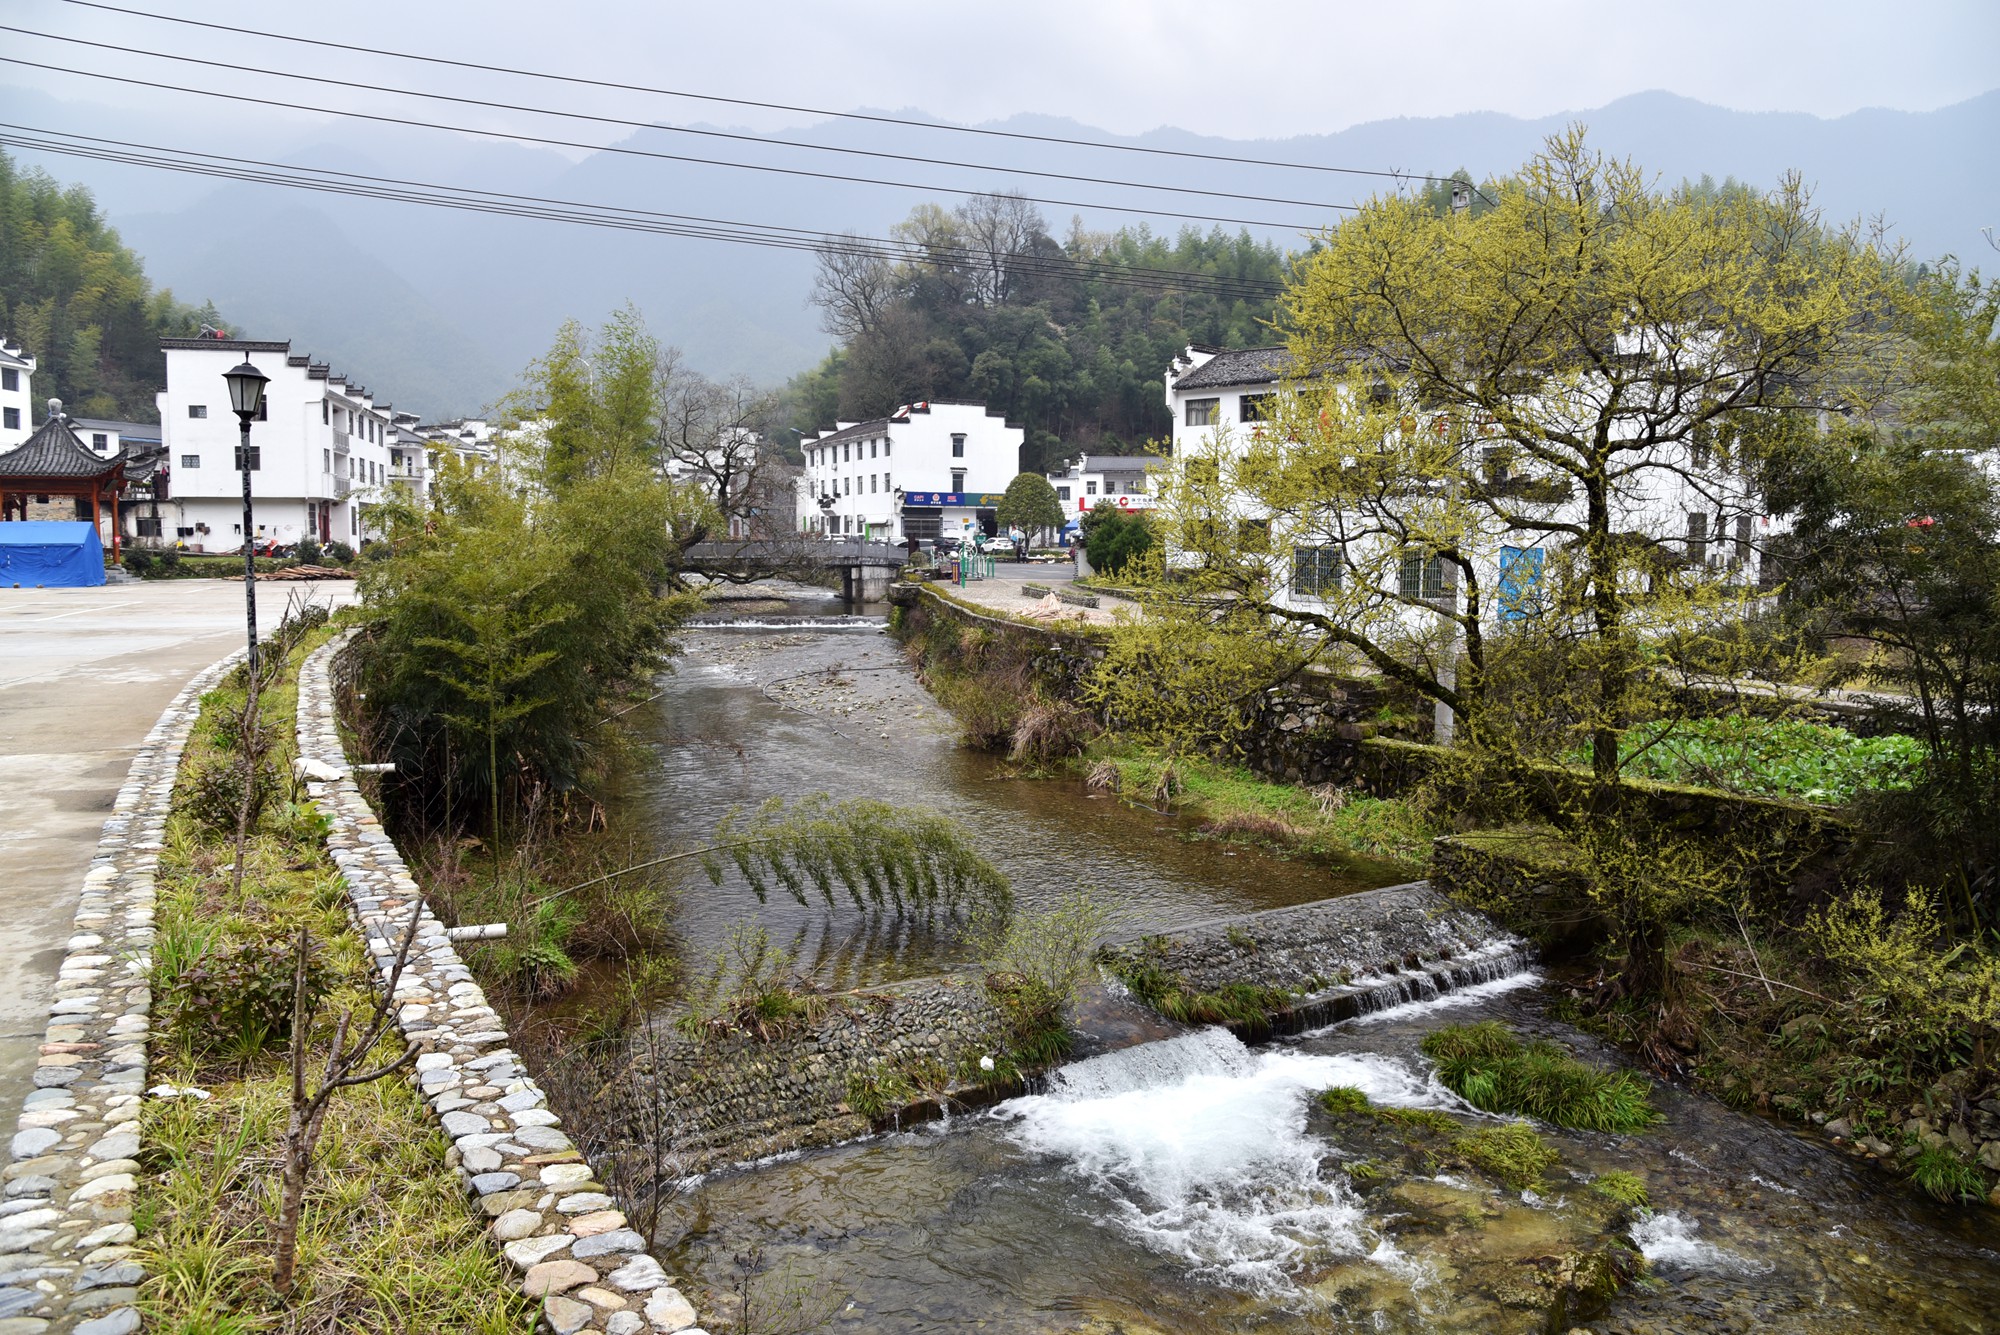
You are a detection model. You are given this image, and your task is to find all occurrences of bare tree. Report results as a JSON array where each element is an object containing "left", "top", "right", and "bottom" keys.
[
  {"left": 957, "top": 192, "right": 1048, "bottom": 307},
  {"left": 657, "top": 363, "right": 782, "bottom": 538},
  {"left": 808, "top": 235, "right": 898, "bottom": 340},
  {"left": 275, "top": 904, "right": 424, "bottom": 1298}
]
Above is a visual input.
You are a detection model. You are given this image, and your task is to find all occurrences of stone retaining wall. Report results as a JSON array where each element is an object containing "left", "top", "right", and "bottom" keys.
[
  {"left": 891, "top": 585, "right": 1411, "bottom": 791},
  {"left": 1101, "top": 880, "right": 1524, "bottom": 1000},
  {"left": 617, "top": 974, "right": 1011, "bottom": 1174},
  {"left": 297, "top": 636, "right": 706, "bottom": 1335},
  {"left": 0, "top": 650, "right": 239, "bottom": 1335}
]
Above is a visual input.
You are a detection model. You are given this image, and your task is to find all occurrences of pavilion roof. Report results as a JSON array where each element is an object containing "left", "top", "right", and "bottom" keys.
[{"left": 0, "top": 408, "right": 127, "bottom": 482}]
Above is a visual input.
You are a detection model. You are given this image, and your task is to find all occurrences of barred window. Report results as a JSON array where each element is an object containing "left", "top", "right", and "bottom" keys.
[
  {"left": 1184, "top": 397, "right": 1219, "bottom": 427},
  {"left": 1292, "top": 545, "right": 1341, "bottom": 598},
  {"left": 1398, "top": 550, "right": 1446, "bottom": 601}
]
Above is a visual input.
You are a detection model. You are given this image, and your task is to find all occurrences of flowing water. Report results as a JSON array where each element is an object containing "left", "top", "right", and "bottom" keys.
[
  {"left": 631, "top": 603, "right": 1407, "bottom": 985},
  {"left": 635, "top": 606, "right": 1999, "bottom": 1333}
]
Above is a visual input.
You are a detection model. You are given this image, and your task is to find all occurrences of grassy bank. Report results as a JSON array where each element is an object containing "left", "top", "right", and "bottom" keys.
[
  {"left": 1084, "top": 743, "right": 1436, "bottom": 874},
  {"left": 137, "top": 619, "right": 534, "bottom": 1332}
]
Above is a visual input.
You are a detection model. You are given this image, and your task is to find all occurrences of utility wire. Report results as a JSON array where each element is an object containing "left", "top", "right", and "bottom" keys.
[
  {"left": 0, "top": 124, "right": 1289, "bottom": 301},
  {"left": 53, "top": 0, "right": 1475, "bottom": 192},
  {"left": 0, "top": 125, "right": 1286, "bottom": 300},
  {"left": 3, "top": 24, "right": 1357, "bottom": 214},
  {"left": 2, "top": 54, "right": 1329, "bottom": 232}
]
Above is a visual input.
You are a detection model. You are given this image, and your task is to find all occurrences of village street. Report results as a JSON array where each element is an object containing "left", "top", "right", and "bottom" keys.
[{"left": 0, "top": 580, "right": 356, "bottom": 1119}]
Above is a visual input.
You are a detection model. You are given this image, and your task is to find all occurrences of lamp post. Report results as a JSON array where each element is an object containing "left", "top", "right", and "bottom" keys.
[{"left": 223, "top": 358, "right": 270, "bottom": 677}]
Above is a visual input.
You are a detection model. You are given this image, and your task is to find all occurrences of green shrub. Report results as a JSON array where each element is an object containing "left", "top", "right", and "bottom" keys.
[
  {"left": 158, "top": 934, "right": 332, "bottom": 1062},
  {"left": 1589, "top": 1170, "right": 1650, "bottom": 1207},
  {"left": 845, "top": 1063, "right": 917, "bottom": 1121},
  {"left": 1421, "top": 1022, "right": 1660, "bottom": 1133},
  {"left": 295, "top": 537, "right": 322, "bottom": 567},
  {"left": 1567, "top": 716, "right": 1924, "bottom": 803},
  {"left": 1908, "top": 1144, "right": 1987, "bottom": 1203},
  {"left": 123, "top": 550, "right": 156, "bottom": 577},
  {"left": 324, "top": 540, "right": 354, "bottom": 564},
  {"left": 180, "top": 756, "right": 281, "bottom": 838},
  {"left": 1453, "top": 1121, "right": 1560, "bottom": 1190},
  {"left": 1319, "top": 1086, "right": 1370, "bottom": 1116}
]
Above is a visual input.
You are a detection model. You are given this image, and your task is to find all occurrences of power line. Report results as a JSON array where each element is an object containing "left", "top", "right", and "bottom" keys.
[
  {"left": 2, "top": 24, "right": 1358, "bottom": 215},
  {"left": 2, "top": 54, "right": 1329, "bottom": 233},
  {"left": 0, "top": 124, "right": 1290, "bottom": 303},
  {"left": 53, "top": 0, "right": 1474, "bottom": 192}
]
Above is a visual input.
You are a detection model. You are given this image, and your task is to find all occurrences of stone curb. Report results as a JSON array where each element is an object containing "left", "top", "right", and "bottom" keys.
[
  {"left": 297, "top": 635, "right": 706, "bottom": 1335},
  {"left": 0, "top": 647, "right": 245, "bottom": 1335}
]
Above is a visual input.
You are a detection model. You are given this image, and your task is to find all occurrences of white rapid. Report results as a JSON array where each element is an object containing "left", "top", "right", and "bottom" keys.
[{"left": 1000, "top": 1027, "right": 1461, "bottom": 1294}]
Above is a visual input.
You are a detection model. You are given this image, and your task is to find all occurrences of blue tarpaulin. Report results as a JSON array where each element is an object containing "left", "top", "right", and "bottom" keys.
[{"left": 0, "top": 522, "right": 106, "bottom": 587}]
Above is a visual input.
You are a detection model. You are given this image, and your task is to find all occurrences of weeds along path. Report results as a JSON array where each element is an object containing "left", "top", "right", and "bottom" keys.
[{"left": 295, "top": 632, "right": 707, "bottom": 1335}]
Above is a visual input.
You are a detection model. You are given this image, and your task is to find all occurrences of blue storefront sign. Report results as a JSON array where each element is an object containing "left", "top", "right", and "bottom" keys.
[{"left": 902, "top": 492, "right": 1005, "bottom": 508}]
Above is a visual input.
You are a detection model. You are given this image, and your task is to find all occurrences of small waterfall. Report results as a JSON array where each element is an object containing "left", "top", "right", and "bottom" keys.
[
  {"left": 1047, "top": 1026, "right": 1253, "bottom": 1100},
  {"left": 1002, "top": 1029, "right": 1462, "bottom": 1294},
  {"left": 1261, "top": 940, "right": 1539, "bottom": 1037},
  {"left": 687, "top": 614, "right": 888, "bottom": 631}
]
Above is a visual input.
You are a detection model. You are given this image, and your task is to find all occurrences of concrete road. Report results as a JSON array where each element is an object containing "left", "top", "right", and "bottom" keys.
[{"left": 0, "top": 579, "right": 357, "bottom": 1119}]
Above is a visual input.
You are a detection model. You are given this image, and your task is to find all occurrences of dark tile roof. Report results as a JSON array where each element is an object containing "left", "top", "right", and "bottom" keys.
[
  {"left": 1172, "top": 346, "right": 1295, "bottom": 391},
  {"left": 71, "top": 418, "right": 161, "bottom": 442},
  {"left": 809, "top": 417, "right": 891, "bottom": 447},
  {"left": 0, "top": 414, "right": 125, "bottom": 480},
  {"left": 159, "top": 338, "right": 292, "bottom": 353}
]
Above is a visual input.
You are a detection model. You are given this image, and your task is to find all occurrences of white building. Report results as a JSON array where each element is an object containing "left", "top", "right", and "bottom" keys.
[
  {"left": 421, "top": 417, "right": 499, "bottom": 466},
  {"left": 157, "top": 338, "right": 394, "bottom": 551},
  {"left": 1046, "top": 453, "right": 1164, "bottom": 523},
  {"left": 0, "top": 340, "right": 35, "bottom": 449},
  {"left": 1164, "top": 342, "right": 1777, "bottom": 623},
  {"left": 799, "top": 400, "right": 1023, "bottom": 543}
]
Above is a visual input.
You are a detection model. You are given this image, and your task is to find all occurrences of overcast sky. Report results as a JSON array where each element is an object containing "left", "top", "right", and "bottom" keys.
[{"left": 6, "top": 0, "right": 1995, "bottom": 146}]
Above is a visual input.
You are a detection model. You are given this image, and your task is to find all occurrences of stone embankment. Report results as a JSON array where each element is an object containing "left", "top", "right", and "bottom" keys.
[
  {"left": 0, "top": 652, "right": 239, "bottom": 1335},
  {"left": 1101, "top": 881, "right": 1533, "bottom": 1034},
  {"left": 620, "top": 974, "right": 1011, "bottom": 1173},
  {"left": 296, "top": 636, "right": 707, "bottom": 1335}
]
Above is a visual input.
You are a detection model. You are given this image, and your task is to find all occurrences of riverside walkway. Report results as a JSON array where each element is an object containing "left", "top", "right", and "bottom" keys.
[{"left": 0, "top": 580, "right": 355, "bottom": 1120}]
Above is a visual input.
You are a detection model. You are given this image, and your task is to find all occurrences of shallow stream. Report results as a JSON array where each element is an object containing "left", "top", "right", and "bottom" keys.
[{"left": 632, "top": 603, "right": 1998, "bottom": 1333}]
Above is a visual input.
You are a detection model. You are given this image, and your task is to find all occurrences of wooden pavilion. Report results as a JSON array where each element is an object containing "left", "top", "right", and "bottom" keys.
[{"left": 0, "top": 400, "right": 128, "bottom": 561}]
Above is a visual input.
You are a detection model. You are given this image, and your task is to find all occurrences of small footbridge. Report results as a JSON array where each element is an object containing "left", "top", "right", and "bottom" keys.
[{"left": 684, "top": 538, "right": 910, "bottom": 600}]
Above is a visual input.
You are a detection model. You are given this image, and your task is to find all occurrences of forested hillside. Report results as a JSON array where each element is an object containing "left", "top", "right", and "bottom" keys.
[
  {"left": 0, "top": 150, "right": 221, "bottom": 422},
  {"left": 778, "top": 195, "right": 1297, "bottom": 471}
]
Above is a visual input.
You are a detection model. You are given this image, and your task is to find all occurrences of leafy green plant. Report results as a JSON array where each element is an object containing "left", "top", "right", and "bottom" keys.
[
  {"left": 1106, "top": 951, "right": 1294, "bottom": 1030},
  {"left": 1908, "top": 1144, "right": 1987, "bottom": 1203},
  {"left": 179, "top": 755, "right": 279, "bottom": 839},
  {"left": 1319, "top": 1086, "right": 1370, "bottom": 1116},
  {"left": 845, "top": 1063, "right": 918, "bottom": 1121},
  {"left": 1568, "top": 716, "right": 1924, "bottom": 803},
  {"left": 157, "top": 933, "right": 332, "bottom": 1063},
  {"left": 1590, "top": 1170, "right": 1651, "bottom": 1208},
  {"left": 975, "top": 892, "right": 1112, "bottom": 1067},
  {"left": 1421, "top": 1022, "right": 1660, "bottom": 1133},
  {"left": 1452, "top": 1121, "right": 1560, "bottom": 1190},
  {"left": 679, "top": 924, "right": 834, "bottom": 1043}
]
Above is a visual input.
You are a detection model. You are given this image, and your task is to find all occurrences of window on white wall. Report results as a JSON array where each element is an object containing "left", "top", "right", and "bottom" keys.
[
  {"left": 188, "top": 404, "right": 207, "bottom": 419},
  {"left": 951, "top": 434, "right": 966, "bottom": 458},
  {"left": 1185, "top": 398, "right": 1219, "bottom": 426},
  {"left": 0, "top": 369, "right": 16, "bottom": 391},
  {"left": 180, "top": 454, "right": 199, "bottom": 469},
  {"left": 2, "top": 408, "right": 18, "bottom": 430}
]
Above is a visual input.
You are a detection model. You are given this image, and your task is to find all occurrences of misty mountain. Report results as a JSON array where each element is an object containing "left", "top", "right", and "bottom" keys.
[{"left": 2, "top": 84, "right": 1991, "bottom": 419}]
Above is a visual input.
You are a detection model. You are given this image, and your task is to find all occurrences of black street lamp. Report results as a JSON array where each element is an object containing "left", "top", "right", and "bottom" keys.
[{"left": 223, "top": 358, "right": 270, "bottom": 677}]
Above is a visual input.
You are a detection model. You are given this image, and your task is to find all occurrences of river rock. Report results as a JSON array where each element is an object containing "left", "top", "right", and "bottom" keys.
[
  {"left": 1824, "top": 1117, "right": 1853, "bottom": 1140},
  {"left": 522, "top": 1258, "right": 596, "bottom": 1297},
  {"left": 608, "top": 1313, "right": 646, "bottom": 1335},
  {"left": 644, "top": 1287, "right": 699, "bottom": 1331},
  {"left": 542, "top": 1294, "right": 594, "bottom": 1334},
  {"left": 503, "top": 1235, "right": 572, "bottom": 1269},
  {"left": 1979, "top": 1140, "right": 2000, "bottom": 1172}
]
